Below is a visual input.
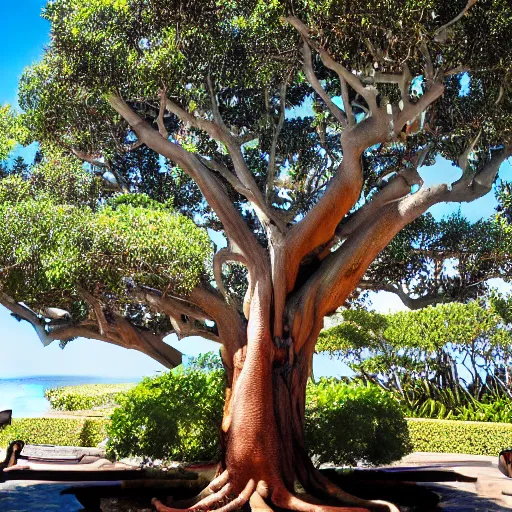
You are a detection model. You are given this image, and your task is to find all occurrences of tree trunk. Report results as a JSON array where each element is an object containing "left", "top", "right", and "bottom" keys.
[{"left": 154, "top": 279, "right": 397, "bottom": 512}]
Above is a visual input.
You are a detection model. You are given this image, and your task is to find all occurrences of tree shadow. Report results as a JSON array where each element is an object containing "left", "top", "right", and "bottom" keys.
[{"left": 0, "top": 469, "right": 510, "bottom": 512}]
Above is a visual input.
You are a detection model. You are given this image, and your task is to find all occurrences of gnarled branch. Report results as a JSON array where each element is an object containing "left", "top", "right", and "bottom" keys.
[
  {"left": 433, "top": 0, "right": 478, "bottom": 41},
  {"left": 108, "top": 94, "right": 266, "bottom": 269},
  {"left": 0, "top": 292, "right": 182, "bottom": 368},
  {"left": 301, "top": 41, "right": 347, "bottom": 127}
]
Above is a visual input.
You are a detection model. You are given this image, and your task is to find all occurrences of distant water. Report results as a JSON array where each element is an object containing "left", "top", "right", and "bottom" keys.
[{"left": 0, "top": 376, "right": 140, "bottom": 418}]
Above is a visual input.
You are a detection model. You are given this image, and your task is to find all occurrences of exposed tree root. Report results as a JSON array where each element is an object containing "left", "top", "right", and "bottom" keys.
[
  {"left": 152, "top": 479, "right": 255, "bottom": 512},
  {"left": 305, "top": 466, "right": 400, "bottom": 512},
  {"left": 272, "top": 487, "right": 370, "bottom": 512},
  {"left": 151, "top": 476, "right": 399, "bottom": 512}
]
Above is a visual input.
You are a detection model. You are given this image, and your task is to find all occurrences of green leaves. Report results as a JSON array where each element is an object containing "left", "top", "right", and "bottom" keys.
[
  {"left": 305, "top": 379, "right": 411, "bottom": 466},
  {"left": 407, "top": 418, "right": 512, "bottom": 456},
  {"left": 318, "top": 301, "right": 512, "bottom": 421},
  {"left": 366, "top": 211, "right": 512, "bottom": 305},
  {"left": 0, "top": 106, "right": 27, "bottom": 161},
  {"left": 0, "top": 418, "right": 108, "bottom": 449},
  {"left": 45, "top": 383, "right": 136, "bottom": 411},
  {"left": 107, "top": 358, "right": 226, "bottom": 462},
  {"left": 0, "top": 151, "right": 212, "bottom": 314}
]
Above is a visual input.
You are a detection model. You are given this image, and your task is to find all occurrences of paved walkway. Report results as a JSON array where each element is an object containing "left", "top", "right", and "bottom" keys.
[
  {"left": 1, "top": 452, "right": 512, "bottom": 511},
  {"left": 390, "top": 452, "right": 512, "bottom": 510}
]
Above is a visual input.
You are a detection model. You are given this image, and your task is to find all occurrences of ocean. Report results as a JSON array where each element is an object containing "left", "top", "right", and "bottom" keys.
[{"left": 0, "top": 375, "right": 140, "bottom": 418}]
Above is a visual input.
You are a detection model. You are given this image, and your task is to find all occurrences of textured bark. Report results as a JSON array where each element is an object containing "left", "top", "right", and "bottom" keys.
[{"left": 154, "top": 282, "right": 397, "bottom": 512}]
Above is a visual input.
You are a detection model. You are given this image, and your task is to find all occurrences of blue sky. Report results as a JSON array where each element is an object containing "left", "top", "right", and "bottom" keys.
[{"left": 0, "top": 3, "right": 510, "bottom": 379}]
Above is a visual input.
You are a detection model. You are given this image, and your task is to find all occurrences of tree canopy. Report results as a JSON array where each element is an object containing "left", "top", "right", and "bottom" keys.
[
  {"left": 0, "top": 149, "right": 211, "bottom": 365},
  {"left": 1, "top": 0, "right": 510, "bottom": 373},
  {"left": 2, "top": 2, "right": 512, "bottom": 511}
]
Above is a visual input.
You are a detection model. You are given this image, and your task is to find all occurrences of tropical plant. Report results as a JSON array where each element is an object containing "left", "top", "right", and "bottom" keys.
[{"left": 318, "top": 301, "right": 512, "bottom": 420}]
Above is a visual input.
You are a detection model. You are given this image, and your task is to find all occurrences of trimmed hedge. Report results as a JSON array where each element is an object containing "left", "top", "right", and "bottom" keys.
[
  {"left": 407, "top": 418, "right": 512, "bottom": 456},
  {"left": 0, "top": 418, "right": 109, "bottom": 448},
  {"left": 45, "top": 383, "right": 135, "bottom": 411},
  {"left": 3, "top": 416, "right": 512, "bottom": 459}
]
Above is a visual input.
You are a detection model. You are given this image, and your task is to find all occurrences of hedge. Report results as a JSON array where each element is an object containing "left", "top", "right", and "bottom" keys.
[
  {"left": 0, "top": 418, "right": 109, "bottom": 449},
  {"left": 407, "top": 418, "right": 512, "bottom": 456},
  {"left": 45, "top": 383, "right": 135, "bottom": 411}
]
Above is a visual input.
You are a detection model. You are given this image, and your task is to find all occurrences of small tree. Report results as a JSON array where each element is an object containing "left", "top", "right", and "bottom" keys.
[
  {"left": 318, "top": 302, "right": 512, "bottom": 412},
  {"left": 1, "top": 1, "right": 512, "bottom": 511}
]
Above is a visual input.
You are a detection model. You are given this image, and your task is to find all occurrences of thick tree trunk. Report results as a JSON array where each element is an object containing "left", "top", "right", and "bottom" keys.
[
  {"left": 222, "top": 329, "right": 310, "bottom": 493},
  {"left": 154, "top": 284, "right": 397, "bottom": 512}
]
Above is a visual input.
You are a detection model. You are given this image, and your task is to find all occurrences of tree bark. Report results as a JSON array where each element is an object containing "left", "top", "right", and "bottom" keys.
[{"left": 154, "top": 280, "right": 396, "bottom": 512}]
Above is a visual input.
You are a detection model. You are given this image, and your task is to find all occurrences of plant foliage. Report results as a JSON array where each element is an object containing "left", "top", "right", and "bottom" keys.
[
  {"left": 318, "top": 301, "right": 512, "bottom": 421},
  {"left": 45, "top": 383, "right": 136, "bottom": 411},
  {"left": 305, "top": 379, "right": 411, "bottom": 466},
  {"left": 407, "top": 418, "right": 512, "bottom": 456},
  {"left": 107, "top": 355, "right": 226, "bottom": 462},
  {"left": 0, "top": 418, "right": 108, "bottom": 449}
]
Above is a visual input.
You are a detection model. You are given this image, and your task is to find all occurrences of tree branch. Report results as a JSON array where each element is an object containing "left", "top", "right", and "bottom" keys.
[
  {"left": 108, "top": 94, "right": 266, "bottom": 268},
  {"left": 290, "top": 145, "right": 511, "bottom": 350},
  {"left": 337, "top": 166, "right": 424, "bottom": 239},
  {"left": 285, "top": 16, "right": 378, "bottom": 110},
  {"left": 457, "top": 129, "right": 482, "bottom": 178},
  {"left": 433, "top": 0, "right": 478, "bottom": 41},
  {"left": 157, "top": 87, "right": 170, "bottom": 139},
  {"left": 0, "top": 293, "right": 56, "bottom": 347},
  {"left": 70, "top": 149, "right": 131, "bottom": 193},
  {"left": 207, "top": 74, "right": 229, "bottom": 132},
  {"left": 267, "top": 80, "right": 288, "bottom": 201},
  {"left": 301, "top": 41, "right": 347, "bottom": 127},
  {"left": 0, "top": 292, "right": 182, "bottom": 368},
  {"left": 164, "top": 94, "right": 284, "bottom": 231},
  {"left": 213, "top": 247, "right": 248, "bottom": 304},
  {"left": 395, "top": 81, "right": 444, "bottom": 137},
  {"left": 340, "top": 76, "right": 355, "bottom": 126},
  {"left": 359, "top": 281, "right": 446, "bottom": 310},
  {"left": 78, "top": 288, "right": 109, "bottom": 336}
]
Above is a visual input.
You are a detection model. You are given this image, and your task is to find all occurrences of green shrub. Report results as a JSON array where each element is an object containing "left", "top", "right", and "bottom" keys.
[
  {"left": 0, "top": 418, "right": 109, "bottom": 448},
  {"left": 107, "top": 356, "right": 412, "bottom": 465},
  {"left": 45, "top": 383, "right": 135, "bottom": 411},
  {"left": 407, "top": 418, "right": 512, "bottom": 456},
  {"left": 107, "top": 357, "right": 226, "bottom": 462},
  {"left": 305, "top": 380, "right": 412, "bottom": 466}
]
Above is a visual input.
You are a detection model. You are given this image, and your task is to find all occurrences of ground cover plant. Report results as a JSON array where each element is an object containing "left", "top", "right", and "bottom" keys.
[
  {"left": 45, "top": 383, "right": 136, "bottom": 412},
  {"left": 0, "top": 1, "right": 511, "bottom": 511}
]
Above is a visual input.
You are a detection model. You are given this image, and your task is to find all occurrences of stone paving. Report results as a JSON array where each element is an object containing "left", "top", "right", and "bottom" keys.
[
  {"left": 1, "top": 452, "right": 512, "bottom": 511},
  {"left": 390, "top": 452, "right": 512, "bottom": 510}
]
